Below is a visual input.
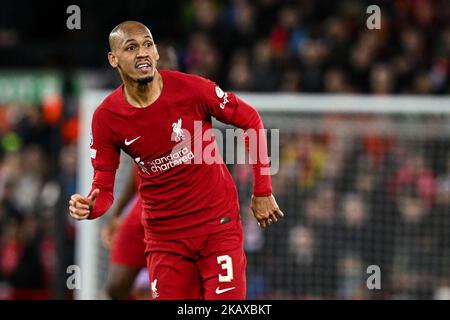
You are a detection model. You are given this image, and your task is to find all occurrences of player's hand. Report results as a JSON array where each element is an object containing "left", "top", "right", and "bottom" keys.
[
  {"left": 251, "top": 194, "right": 284, "bottom": 228},
  {"left": 101, "top": 215, "right": 122, "bottom": 249},
  {"left": 68, "top": 189, "right": 99, "bottom": 220}
]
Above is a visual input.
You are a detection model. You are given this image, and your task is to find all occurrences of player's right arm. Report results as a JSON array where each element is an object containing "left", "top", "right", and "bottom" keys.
[{"left": 69, "top": 107, "right": 120, "bottom": 221}]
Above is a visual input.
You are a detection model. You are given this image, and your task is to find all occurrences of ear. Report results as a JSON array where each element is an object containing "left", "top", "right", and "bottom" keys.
[
  {"left": 155, "top": 45, "right": 160, "bottom": 62},
  {"left": 108, "top": 52, "right": 118, "bottom": 68}
]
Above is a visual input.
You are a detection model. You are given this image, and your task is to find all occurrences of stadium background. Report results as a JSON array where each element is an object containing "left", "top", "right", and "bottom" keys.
[{"left": 0, "top": 0, "right": 449, "bottom": 300}]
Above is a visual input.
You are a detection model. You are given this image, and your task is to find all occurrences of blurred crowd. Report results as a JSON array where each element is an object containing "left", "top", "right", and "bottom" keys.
[
  {"left": 0, "top": 101, "right": 77, "bottom": 299},
  {"left": 0, "top": 0, "right": 449, "bottom": 300},
  {"left": 235, "top": 115, "right": 450, "bottom": 299},
  {"left": 1, "top": 0, "right": 449, "bottom": 94},
  {"left": 164, "top": 0, "right": 450, "bottom": 94}
]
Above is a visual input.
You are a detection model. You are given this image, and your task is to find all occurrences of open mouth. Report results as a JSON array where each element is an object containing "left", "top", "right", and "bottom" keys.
[{"left": 136, "top": 62, "right": 151, "bottom": 72}]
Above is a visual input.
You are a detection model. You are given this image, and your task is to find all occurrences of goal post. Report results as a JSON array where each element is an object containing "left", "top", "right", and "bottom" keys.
[
  {"left": 75, "top": 90, "right": 134, "bottom": 300},
  {"left": 76, "top": 90, "right": 450, "bottom": 300},
  {"left": 75, "top": 90, "right": 104, "bottom": 300}
]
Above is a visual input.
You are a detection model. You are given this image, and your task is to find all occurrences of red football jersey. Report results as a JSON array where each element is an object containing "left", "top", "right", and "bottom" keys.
[{"left": 88, "top": 70, "right": 271, "bottom": 241}]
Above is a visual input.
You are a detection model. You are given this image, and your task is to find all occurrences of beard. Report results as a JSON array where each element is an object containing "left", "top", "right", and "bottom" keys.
[
  {"left": 136, "top": 75, "right": 154, "bottom": 85},
  {"left": 117, "top": 64, "right": 154, "bottom": 85}
]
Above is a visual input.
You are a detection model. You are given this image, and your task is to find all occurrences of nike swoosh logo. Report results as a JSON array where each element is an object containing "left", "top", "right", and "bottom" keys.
[
  {"left": 125, "top": 136, "right": 141, "bottom": 146},
  {"left": 215, "top": 286, "right": 236, "bottom": 295}
]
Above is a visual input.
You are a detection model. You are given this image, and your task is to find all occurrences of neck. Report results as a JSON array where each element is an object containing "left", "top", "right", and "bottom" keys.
[{"left": 123, "top": 71, "right": 163, "bottom": 108}]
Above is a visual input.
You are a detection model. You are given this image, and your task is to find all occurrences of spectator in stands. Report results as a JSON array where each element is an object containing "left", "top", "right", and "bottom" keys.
[
  {"left": 391, "top": 187, "right": 439, "bottom": 299},
  {"left": 285, "top": 225, "right": 317, "bottom": 298},
  {"left": 390, "top": 152, "right": 437, "bottom": 206},
  {"left": 335, "top": 193, "right": 371, "bottom": 299}
]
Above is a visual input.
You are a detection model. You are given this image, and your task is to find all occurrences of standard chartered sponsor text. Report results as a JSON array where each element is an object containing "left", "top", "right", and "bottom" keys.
[{"left": 150, "top": 146, "right": 194, "bottom": 173}]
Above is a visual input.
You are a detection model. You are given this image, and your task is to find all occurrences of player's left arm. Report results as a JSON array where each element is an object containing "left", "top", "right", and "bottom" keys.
[{"left": 199, "top": 79, "right": 284, "bottom": 228}]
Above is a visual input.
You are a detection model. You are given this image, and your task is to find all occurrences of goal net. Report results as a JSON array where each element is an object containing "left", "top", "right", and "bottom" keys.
[{"left": 77, "top": 91, "right": 450, "bottom": 300}]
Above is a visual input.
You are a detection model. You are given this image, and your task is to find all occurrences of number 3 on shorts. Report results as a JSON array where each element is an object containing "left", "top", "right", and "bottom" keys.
[{"left": 217, "top": 255, "right": 233, "bottom": 282}]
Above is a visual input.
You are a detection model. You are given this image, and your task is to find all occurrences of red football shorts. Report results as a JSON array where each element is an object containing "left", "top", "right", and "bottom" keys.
[
  {"left": 145, "top": 226, "right": 247, "bottom": 300},
  {"left": 110, "top": 196, "right": 147, "bottom": 268}
]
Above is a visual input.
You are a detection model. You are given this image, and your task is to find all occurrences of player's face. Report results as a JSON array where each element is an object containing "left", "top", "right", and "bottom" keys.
[{"left": 110, "top": 30, "right": 159, "bottom": 84}]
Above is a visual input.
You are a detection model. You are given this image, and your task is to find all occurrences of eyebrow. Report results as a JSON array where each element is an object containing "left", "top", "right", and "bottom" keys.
[{"left": 123, "top": 35, "right": 152, "bottom": 45}]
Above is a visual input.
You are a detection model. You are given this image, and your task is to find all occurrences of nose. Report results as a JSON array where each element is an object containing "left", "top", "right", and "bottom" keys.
[{"left": 136, "top": 45, "right": 150, "bottom": 58}]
